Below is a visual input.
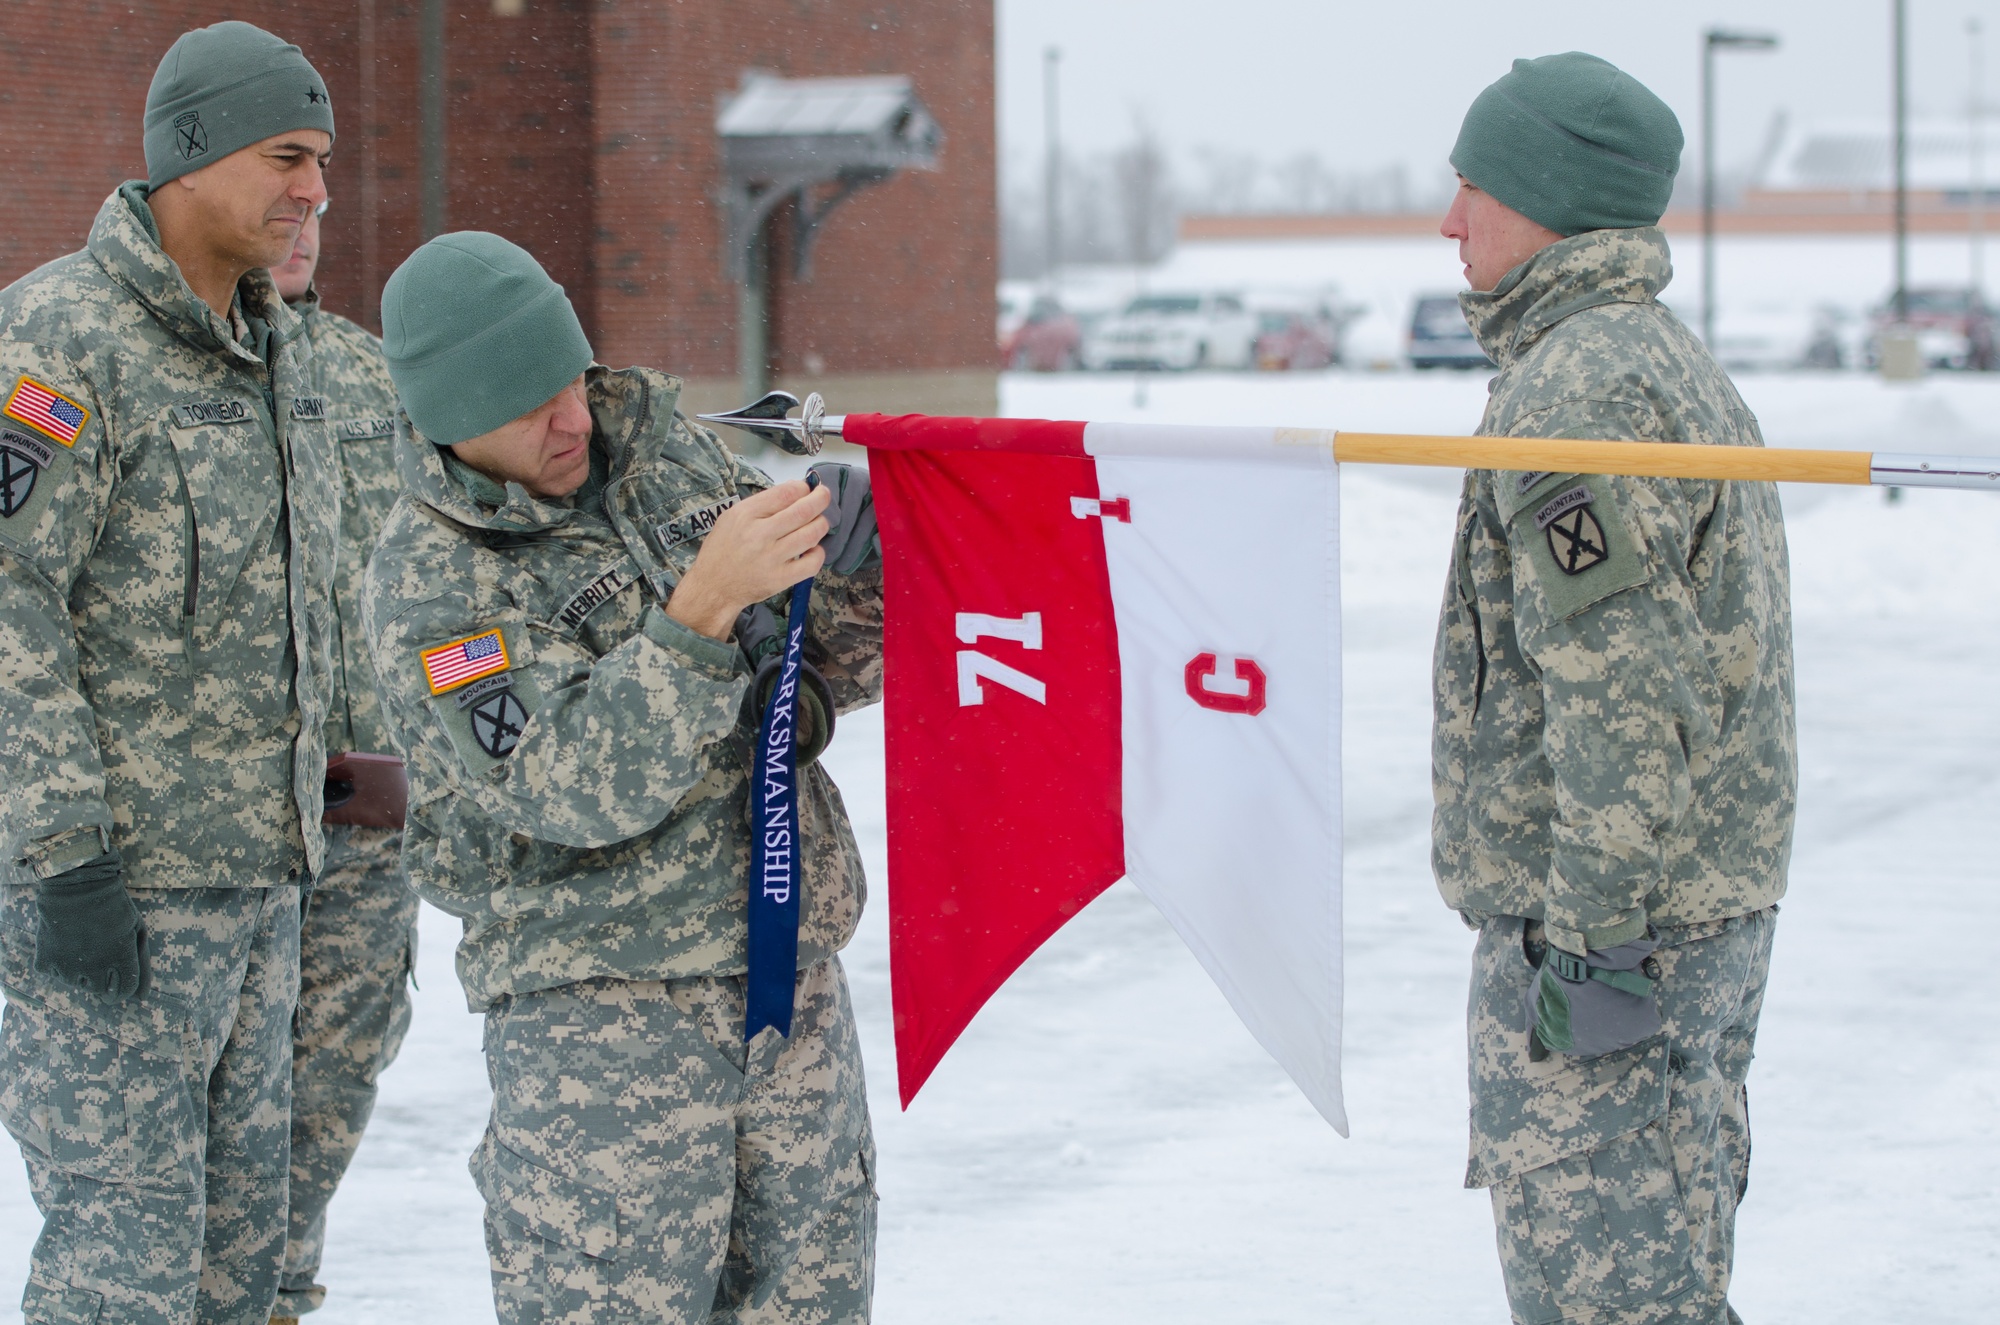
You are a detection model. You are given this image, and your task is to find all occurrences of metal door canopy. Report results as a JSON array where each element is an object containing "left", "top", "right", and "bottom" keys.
[{"left": 717, "top": 73, "right": 942, "bottom": 279}]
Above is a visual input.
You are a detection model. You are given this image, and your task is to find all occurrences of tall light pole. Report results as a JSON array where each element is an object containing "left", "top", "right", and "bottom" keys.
[
  {"left": 1702, "top": 28, "right": 1779, "bottom": 349},
  {"left": 1972, "top": 18, "right": 1986, "bottom": 295},
  {"left": 1043, "top": 47, "right": 1062, "bottom": 289},
  {"left": 1895, "top": 0, "right": 1910, "bottom": 322}
]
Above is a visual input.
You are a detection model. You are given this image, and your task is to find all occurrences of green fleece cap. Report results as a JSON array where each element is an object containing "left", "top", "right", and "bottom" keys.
[
  {"left": 380, "top": 232, "right": 595, "bottom": 447},
  {"left": 144, "top": 22, "right": 335, "bottom": 188},
  {"left": 1450, "top": 52, "right": 1682, "bottom": 236}
]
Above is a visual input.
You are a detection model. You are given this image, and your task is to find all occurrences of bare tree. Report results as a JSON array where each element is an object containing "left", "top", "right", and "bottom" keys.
[
  {"left": 999, "top": 136, "right": 1456, "bottom": 277},
  {"left": 1113, "top": 120, "right": 1176, "bottom": 266}
]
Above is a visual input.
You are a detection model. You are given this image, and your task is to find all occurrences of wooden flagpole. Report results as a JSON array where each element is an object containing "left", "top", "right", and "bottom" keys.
[
  {"left": 690, "top": 395, "right": 2000, "bottom": 492},
  {"left": 1330, "top": 433, "right": 2000, "bottom": 491},
  {"left": 1330, "top": 434, "right": 1871, "bottom": 484}
]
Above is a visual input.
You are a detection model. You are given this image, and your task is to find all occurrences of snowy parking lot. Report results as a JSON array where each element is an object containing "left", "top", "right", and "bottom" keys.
[{"left": 1, "top": 368, "right": 1995, "bottom": 1322}]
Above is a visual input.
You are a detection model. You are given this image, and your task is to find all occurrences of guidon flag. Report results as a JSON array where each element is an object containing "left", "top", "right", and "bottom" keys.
[{"left": 851, "top": 414, "right": 1347, "bottom": 1133}]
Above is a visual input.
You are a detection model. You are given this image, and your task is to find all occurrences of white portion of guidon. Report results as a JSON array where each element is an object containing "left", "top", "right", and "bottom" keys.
[{"left": 1086, "top": 423, "right": 1346, "bottom": 1134}]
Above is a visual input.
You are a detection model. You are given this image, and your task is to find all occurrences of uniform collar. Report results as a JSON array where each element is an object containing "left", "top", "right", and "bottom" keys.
[
  {"left": 1459, "top": 226, "right": 1672, "bottom": 368},
  {"left": 396, "top": 363, "right": 686, "bottom": 535},
  {"left": 89, "top": 181, "right": 305, "bottom": 368}
]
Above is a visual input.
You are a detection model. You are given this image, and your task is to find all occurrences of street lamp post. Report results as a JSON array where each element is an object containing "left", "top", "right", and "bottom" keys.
[
  {"left": 1895, "top": 0, "right": 1910, "bottom": 321},
  {"left": 1044, "top": 47, "right": 1062, "bottom": 289},
  {"left": 1702, "top": 28, "right": 1780, "bottom": 350},
  {"left": 1971, "top": 18, "right": 1985, "bottom": 297},
  {"left": 1878, "top": 0, "right": 1926, "bottom": 379}
]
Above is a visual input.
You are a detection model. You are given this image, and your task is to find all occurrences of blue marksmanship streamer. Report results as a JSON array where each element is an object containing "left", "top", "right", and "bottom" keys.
[{"left": 746, "top": 576, "right": 812, "bottom": 1040}]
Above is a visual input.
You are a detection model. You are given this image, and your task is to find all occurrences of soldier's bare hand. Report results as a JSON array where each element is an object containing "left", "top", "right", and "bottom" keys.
[{"left": 665, "top": 481, "right": 832, "bottom": 640}]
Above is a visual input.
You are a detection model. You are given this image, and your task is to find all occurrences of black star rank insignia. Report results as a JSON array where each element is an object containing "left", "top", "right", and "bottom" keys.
[
  {"left": 0, "top": 445, "right": 37, "bottom": 518},
  {"left": 469, "top": 690, "right": 528, "bottom": 759}
]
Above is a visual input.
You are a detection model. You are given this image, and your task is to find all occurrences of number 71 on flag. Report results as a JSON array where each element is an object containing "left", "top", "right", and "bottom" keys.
[{"left": 955, "top": 612, "right": 1045, "bottom": 706}]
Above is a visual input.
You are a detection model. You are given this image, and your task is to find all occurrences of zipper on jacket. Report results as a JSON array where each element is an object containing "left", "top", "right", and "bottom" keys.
[
  {"left": 166, "top": 438, "right": 200, "bottom": 669},
  {"left": 600, "top": 376, "right": 673, "bottom": 600},
  {"left": 598, "top": 377, "right": 649, "bottom": 524}
]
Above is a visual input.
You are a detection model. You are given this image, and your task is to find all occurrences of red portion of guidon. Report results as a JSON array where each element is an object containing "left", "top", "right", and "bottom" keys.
[
  {"left": 843, "top": 413, "right": 1087, "bottom": 456},
  {"left": 868, "top": 442, "right": 1126, "bottom": 1106}
]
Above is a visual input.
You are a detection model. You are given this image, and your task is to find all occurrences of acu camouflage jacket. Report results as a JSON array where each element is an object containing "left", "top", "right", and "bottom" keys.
[
  {"left": 0, "top": 185, "right": 341, "bottom": 889},
  {"left": 1431, "top": 226, "right": 1797, "bottom": 955},
  {"left": 363, "top": 365, "right": 884, "bottom": 1008},
  {"left": 296, "top": 295, "right": 402, "bottom": 759}
]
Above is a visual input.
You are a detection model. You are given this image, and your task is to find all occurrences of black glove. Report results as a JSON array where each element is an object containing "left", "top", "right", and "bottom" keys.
[
  {"left": 1525, "top": 928, "right": 1662, "bottom": 1060},
  {"left": 34, "top": 850, "right": 145, "bottom": 1000},
  {"left": 807, "top": 462, "right": 880, "bottom": 576},
  {"left": 736, "top": 601, "right": 837, "bottom": 766}
]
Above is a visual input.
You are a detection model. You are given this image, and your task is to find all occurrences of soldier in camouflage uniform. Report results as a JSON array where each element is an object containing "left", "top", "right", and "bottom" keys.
[
  {"left": 1432, "top": 55, "right": 1795, "bottom": 1325},
  {"left": 0, "top": 23, "right": 341, "bottom": 1325},
  {"left": 266, "top": 204, "right": 421, "bottom": 1323},
  {"left": 361, "top": 233, "right": 883, "bottom": 1324}
]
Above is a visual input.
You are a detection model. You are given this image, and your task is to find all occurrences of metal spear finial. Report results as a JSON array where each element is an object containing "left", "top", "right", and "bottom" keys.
[{"left": 696, "top": 390, "right": 843, "bottom": 455}]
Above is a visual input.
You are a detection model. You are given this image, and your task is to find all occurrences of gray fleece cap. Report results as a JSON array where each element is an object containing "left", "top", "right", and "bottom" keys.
[
  {"left": 144, "top": 22, "right": 335, "bottom": 188},
  {"left": 380, "top": 233, "right": 595, "bottom": 448},
  {"left": 1450, "top": 52, "right": 1682, "bottom": 236}
]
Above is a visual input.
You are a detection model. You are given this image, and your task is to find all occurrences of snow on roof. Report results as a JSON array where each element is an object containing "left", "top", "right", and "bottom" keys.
[
  {"left": 1763, "top": 117, "right": 2000, "bottom": 192},
  {"left": 717, "top": 74, "right": 917, "bottom": 138}
]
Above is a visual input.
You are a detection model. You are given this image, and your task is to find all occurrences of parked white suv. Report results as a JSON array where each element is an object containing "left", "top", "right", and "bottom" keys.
[{"left": 1081, "top": 292, "right": 1259, "bottom": 371}]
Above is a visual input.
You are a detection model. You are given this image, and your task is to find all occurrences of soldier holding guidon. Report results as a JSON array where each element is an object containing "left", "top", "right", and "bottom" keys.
[
  {"left": 266, "top": 200, "right": 421, "bottom": 1322},
  {"left": 1432, "top": 54, "right": 1795, "bottom": 1325},
  {"left": 0, "top": 22, "right": 342, "bottom": 1325},
  {"left": 362, "top": 233, "right": 884, "bottom": 1324}
]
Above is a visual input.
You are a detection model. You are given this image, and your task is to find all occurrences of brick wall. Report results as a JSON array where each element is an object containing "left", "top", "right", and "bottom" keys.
[
  {"left": 589, "top": 0, "right": 997, "bottom": 380},
  {"left": 0, "top": 1, "right": 995, "bottom": 401},
  {"left": 0, "top": 1, "right": 332, "bottom": 286}
]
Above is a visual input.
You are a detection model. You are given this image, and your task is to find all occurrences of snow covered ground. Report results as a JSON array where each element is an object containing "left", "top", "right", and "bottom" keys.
[{"left": 1, "top": 370, "right": 1996, "bottom": 1321}]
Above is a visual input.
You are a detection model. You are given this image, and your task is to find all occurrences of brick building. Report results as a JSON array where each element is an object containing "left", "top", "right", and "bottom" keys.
[{"left": 0, "top": 1, "right": 997, "bottom": 417}]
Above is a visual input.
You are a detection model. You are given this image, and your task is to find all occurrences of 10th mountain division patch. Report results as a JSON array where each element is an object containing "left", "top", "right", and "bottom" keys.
[
  {"left": 0, "top": 445, "right": 37, "bottom": 518},
  {"left": 469, "top": 689, "right": 528, "bottom": 758},
  {"left": 1533, "top": 484, "right": 1611, "bottom": 576}
]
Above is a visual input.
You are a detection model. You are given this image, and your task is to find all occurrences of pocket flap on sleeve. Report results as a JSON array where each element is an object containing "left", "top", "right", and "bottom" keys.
[
  {"left": 1467, "top": 1037, "right": 1671, "bottom": 1188},
  {"left": 1500, "top": 473, "right": 1652, "bottom": 622},
  {"left": 469, "top": 1133, "right": 621, "bottom": 1261}
]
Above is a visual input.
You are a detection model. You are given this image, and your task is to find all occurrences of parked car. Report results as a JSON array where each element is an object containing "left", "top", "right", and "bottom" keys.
[
  {"left": 1864, "top": 287, "right": 1997, "bottom": 371},
  {"left": 996, "top": 285, "right": 1029, "bottom": 351},
  {"left": 1708, "top": 306, "right": 1838, "bottom": 372},
  {"left": 1253, "top": 306, "right": 1338, "bottom": 370},
  {"left": 1001, "top": 295, "right": 1083, "bottom": 371},
  {"left": 1081, "top": 292, "right": 1259, "bottom": 371},
  {"left": 1407, "top": 294, "right": 1493, "bottom": 369}
]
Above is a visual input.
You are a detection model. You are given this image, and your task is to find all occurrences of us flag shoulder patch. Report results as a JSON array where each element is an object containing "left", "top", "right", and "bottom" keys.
[
  {"left": 3, "top": 377, "right": 89, "bottom": 446},
  {"left": 421, "top": 628, "right": 511, "bottom": 695}
]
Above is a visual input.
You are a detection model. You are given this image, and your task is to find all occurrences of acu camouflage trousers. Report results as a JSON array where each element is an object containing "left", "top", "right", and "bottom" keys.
[
  {"left": 274, "top": 825, "right": 420, "bottom": 1318},
  {"left": 0, "top": 882, "right": 302, "bottom": 1325},
  {"left": 1467, "top": 909, "right": 1776, "bottom": 1325},
  {"left": 474, "top": 956, "right": 876, "bottom": 1325}
]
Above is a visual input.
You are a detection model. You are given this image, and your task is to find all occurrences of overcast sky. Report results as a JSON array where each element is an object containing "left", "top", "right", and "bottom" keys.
[{"left": 996, "top": 0, "right": 2000, "bottom": 194}]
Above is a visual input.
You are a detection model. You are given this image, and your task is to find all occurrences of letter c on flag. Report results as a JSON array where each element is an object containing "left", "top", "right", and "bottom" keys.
[{"left": 1184, "top": 653, "right": 1267, "bottom": 716}]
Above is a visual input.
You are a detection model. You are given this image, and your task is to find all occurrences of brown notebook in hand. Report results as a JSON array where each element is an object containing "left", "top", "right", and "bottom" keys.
[{"left": 323, "top": 753, "right": 409, "bottom": 830}]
